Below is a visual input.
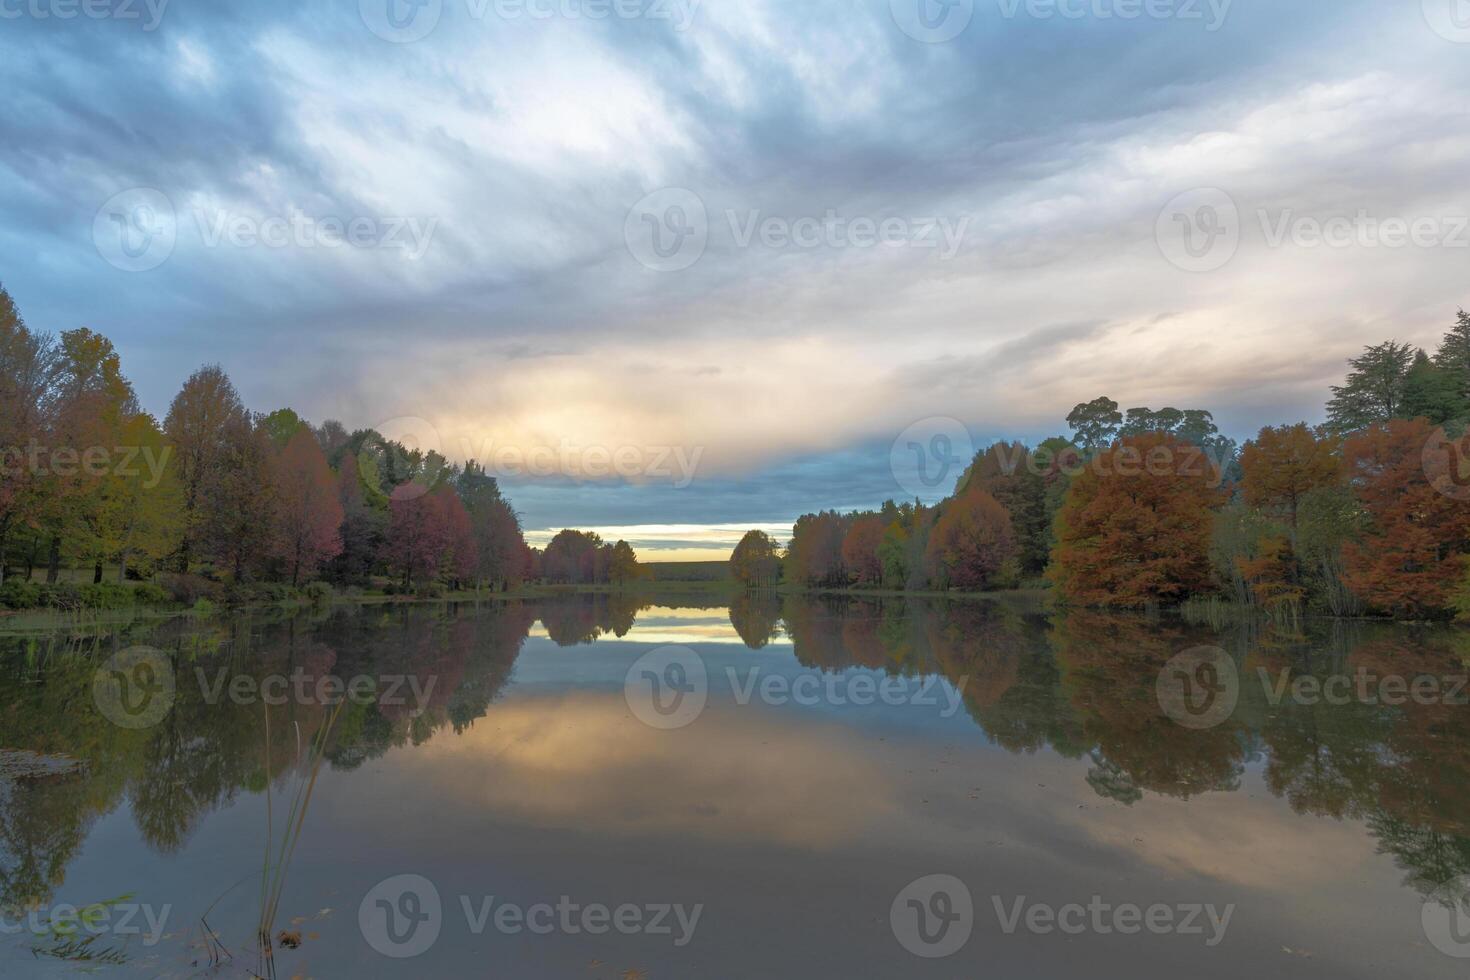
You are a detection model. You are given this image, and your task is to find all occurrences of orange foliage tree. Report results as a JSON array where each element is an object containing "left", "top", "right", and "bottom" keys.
[
  {"left": 924, "top": 490, "right": 1017, "bottom": 591},
  {"left": 1049, "top": 433, "right": 1226, "bottom": 607},
  {"left": 841, "top": 515, "right": 886, "bottom": 586},
  {"left": 271, "top": 427, "right": 344, "bottom": 586},
  {"left": 1240, "top": 423, "right": 1342, "bottom": 533},
  {"left": 1341, "top": 418, "right": 1470, "bottom": 618}
]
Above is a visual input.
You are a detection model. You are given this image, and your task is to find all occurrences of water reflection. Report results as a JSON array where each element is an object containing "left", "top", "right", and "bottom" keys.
[{"left": 1, "top": 596, "right": 1467, "bottom": 974}]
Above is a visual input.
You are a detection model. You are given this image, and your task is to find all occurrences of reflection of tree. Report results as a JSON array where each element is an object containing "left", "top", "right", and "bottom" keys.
[
  {"left": 0, "top": 599, "right": 538, "bottom": 908},
  {"left": 1085, "top": 752, "right": 1143, "bottom": 806},
  {"left": 538, "top": 594, "right": 648, "bottom": 647},
  {"left": 1050, "top": 610, "right": 1246, "bottom": 799},
  {"left": 6, "top": 596, "right": 1470, "bottom": 920},
  {"left": 729, "top": 591, "right": 783, "bottom": 650}
]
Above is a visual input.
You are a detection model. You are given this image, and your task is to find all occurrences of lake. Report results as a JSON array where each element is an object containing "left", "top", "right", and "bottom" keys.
[{"left": 1, "top": 596, "right": 1467, "bottom": 978}]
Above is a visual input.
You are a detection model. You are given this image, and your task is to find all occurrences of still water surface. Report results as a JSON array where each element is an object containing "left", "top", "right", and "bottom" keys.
[{"left": 1, "top": 596, "right": 1467, "bottom": 978}]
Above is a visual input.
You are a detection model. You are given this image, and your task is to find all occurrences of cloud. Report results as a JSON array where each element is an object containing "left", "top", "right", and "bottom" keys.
[{"left": 2, "top": 0, "right": 1468, "bottom": 528}]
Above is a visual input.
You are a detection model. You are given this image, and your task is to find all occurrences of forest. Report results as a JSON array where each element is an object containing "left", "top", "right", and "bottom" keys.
[
  {"left": 755, "top": 311, "right": 1470, "bottom": 621},
  {"left": 0, "top": 284, "right": 646, "bottom": 609}
]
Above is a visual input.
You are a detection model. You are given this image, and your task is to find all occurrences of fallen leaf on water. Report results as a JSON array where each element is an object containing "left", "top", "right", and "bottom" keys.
[{"left": 621, "top": 970, "right": 649, "bottom": 980}]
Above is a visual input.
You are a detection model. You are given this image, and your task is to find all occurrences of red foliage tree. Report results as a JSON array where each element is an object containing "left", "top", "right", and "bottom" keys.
[
  {"left": 271, "top": 428, "right": 344, "bottom": 585},
  {"left": 383, "top": 485, "right": 451, "bottom": 588},
  {"left": 841, "top": 515, "right": 886, "bottom": 586},
  {"left": 924, "top": 490, "right": 1017, "bottom": 590},
  {"left": 1049, "top": 433, "right": 1226, "bottom": 607},
  {"left": 1341, "top": 418, "right": 1470, "bottom": 618}
]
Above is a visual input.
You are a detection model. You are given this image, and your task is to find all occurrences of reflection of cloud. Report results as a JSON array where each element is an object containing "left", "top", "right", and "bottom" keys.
[
  {"left": 530, "top": 606, "right": 763, "bottom": 644},
  {"left": 1064, "top": 775, "right": 1374, "bottom": 891},
  {"left": 404, "top": 694, "right": 901, "bottom": 848}
]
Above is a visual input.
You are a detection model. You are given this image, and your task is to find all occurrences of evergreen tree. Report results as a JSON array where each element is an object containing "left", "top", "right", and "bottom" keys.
[{"left": 1326, "top": 341, "right": 1418, "bottom": 433}]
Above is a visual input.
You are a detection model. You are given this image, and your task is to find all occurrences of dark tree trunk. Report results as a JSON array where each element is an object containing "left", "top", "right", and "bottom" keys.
[
  {"left": 93, "top": 562, "right": 103, "bottom": 584},
  {"left": 46, "top": 536, "right": 61, "bottom": 584}
]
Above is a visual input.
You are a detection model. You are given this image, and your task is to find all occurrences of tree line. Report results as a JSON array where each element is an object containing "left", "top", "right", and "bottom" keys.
[
  {"left": 744, "top": 310, "right": 1470, "bottom": 621},
  {"left": 0, "top": 285, "right": 540, "bottom": 599}
]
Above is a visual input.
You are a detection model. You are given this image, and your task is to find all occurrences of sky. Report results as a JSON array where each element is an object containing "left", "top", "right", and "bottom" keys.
[{"left": 3, "top": 0, "right": 1469, "bottom": 560}]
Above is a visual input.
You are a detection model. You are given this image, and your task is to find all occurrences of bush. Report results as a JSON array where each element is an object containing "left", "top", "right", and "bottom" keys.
[
  {"left": 0, "top": 581, "right": 42, "bottom": 609},
  {"left": 158, "top": 573, "right": 222, "bottom": 605},
  {"left": 0, "top": 580, "right": 173, "bottom": 610},
  {"left": 303, "top": 581, "right": 333, "bottom": 605}
]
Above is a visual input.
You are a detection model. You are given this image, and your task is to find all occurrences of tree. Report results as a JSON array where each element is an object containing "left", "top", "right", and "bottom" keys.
[
  {"left": 542, "top": 530, "right": 605, "bottom": 584},
  {"left": 965, "top": 443, "right": 1051, "bottom": 576},
  {"left": 608, "top": 540, "right": 641, "bottom": 585},
  {"left": 195, "top": 415, "right": 276, "bottom": 581},
  {"left": 164, "top": 366, "right": 247, "bottom": 571},
  {"left": 1240, "top": 424, "right": 1342, "bottom": 535},
  {"left": 1326, "top": 341, "right": 1418, "bottom": 433},
  {"left": 270, "top": 428, "right": 344, "bottom": 586},
  {"left": 1066, "top": 397, "right": 1122, "bottom": 453},
  {"left": 0, "top": 286, "right": 59, "bottom": 585},
  {"left": 841, "top": 515, "right": 885, "bottom": 587},
  {"left": 731, "top": 530, "right": 782, "bottom": 589},
  {"left": 1050, "top": 433, "right": 1226, "bottom": 608},
  {"left": 1341, "top": 418, "right": 1470, "bottom": 618},
  {"left": 785, "top": 512, "right": 851, "bottom": 587},
  {"left": 924, "top": 491, "right": 1017, "bottom": 591},
  {"left": 1435, "top": 310, "right": 1470, "bottom": 403},
  {"left": 1402, "top": 350, "right": 1464, "bottom": 425},
  {"left": 383, "top": 485, "right": 452, "bottom": 589},
  {"left": 328, "top": 453, "right": 384, "bottom": 586},
  {"left": 457, "top": 462, "right": 528, "bottom": 590},
  {"left": 94, "top": 414, "right": 185, "bottom": 582}
]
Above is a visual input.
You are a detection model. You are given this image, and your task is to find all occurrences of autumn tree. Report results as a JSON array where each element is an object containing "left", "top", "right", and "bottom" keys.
[
  {"left": 383, "top": 485, "right": 451, "bottom": 589},
  {"left": 1341, "top": 418, "right": 1470, "bottom": 618},
  {"left": 730, "top": 529, "right": 782, "bottom": 588},
  {"left": 542, "top": 529, "right": 605, "bottom": 584},
  {"left": 924, "top": 490, "right": 1017, "bottom": 591},
  {"left": 270, "top": 427, "right": 344, "bottom": 586},
  {"left": 1240, "top": 424, "right": 1342, "bottom": 535},
  {"left": 164, "top": 365, "right": 248, "bottom": 571},
  {"left": 608, "top": 540, "right": 641, "bottom": 585},
  {"left": 1049, "top": 433, "right": 1226, "bottom": 608},
  {"left": 841, "top": 515, "right": 885, "bottom": 587},
  {"left": 94, "top": 414, "right": 185, "bottom": 581},
  {"left": 195, "top": 415, "right": 276, "bottom": 581},
  {"left": 0, "top": 286, "right": 58, "bottom": 584},
  {"left": 457, "top": 462, "right": 527, "bottom": 590},
  {"left": 785, "top": 512, "right": 851, "bottom": 587}
]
